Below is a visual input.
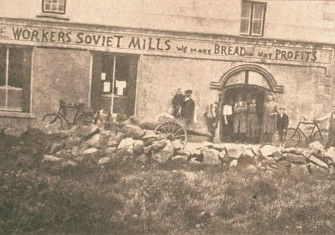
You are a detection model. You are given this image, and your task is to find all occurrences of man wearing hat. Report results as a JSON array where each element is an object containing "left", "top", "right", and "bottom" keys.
[
  {"left": 181, "top": 89, "right": 195, "bottom": 126},
  {"left": 276, "top": 106, "right": 289, "bottom": 147},
  {"left": 171, "top": 88, "right": 185, "bottom": 118}
]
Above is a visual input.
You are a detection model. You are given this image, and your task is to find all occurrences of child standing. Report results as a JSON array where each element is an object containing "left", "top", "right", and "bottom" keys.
[{"left": 276, "top": 107, "right": 289, "bottom": 147}]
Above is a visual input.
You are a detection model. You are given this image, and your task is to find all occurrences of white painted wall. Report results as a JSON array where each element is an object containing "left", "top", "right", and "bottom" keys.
[{"left": 0, "top": 0, "right": 335, "bottom": 44}]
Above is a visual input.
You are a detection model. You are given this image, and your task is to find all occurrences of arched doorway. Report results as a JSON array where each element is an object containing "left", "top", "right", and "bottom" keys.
[{"left": 210, "top": 64, "right": 284, "bottom": 143}]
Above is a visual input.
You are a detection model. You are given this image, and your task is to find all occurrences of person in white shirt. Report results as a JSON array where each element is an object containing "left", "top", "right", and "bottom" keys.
[{"left": 204, "top": 102, "right": 219, "bottom": 142}]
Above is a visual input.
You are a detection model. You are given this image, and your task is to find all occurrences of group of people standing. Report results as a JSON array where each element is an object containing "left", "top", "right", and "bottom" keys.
[
  {"left": 205, "top": 94, "right": 289, "bottom": 145},
  {"left": 171, "top": 88, "right": 195, "bottom": 126},
  {"left": 170, "top": 88, "right": 335, "bottom": 149},
  {"left": 170, "top": 89, "right": 291, "bottom": 145},
  {"left": 223, "top": 96, "right": 260, "bottom": 143}
]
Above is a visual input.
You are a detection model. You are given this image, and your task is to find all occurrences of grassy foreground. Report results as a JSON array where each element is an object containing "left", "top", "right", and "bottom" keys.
[{"left": 1, "top": 147, "right": 335, "bottom": 235}]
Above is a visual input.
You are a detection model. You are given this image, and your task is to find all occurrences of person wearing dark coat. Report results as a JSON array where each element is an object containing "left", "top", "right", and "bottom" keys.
[
  {"left": 276, "top": 107, "right": 289, "bottom": 146},
  {"left": 181, "top": 89, "right": 195, "bottom": 126},
  {"left": 172, "top": 88, "right": 185, "bottom": 118},
  {"left": 222, "top": 99, "right": 234, "bottom": 142}
]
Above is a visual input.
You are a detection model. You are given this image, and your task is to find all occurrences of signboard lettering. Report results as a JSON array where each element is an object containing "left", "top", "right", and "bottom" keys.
[
  {"left": 0, "top": 23, "right": 331, "bottom": 65},
  {"left": 214, "top": 44, "right": 246, "bottom": 56}
]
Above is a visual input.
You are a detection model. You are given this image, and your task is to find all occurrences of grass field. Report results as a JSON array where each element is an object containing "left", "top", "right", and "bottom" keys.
[{"left": 1, "top": 144, "right": 335, "bottom": 235}]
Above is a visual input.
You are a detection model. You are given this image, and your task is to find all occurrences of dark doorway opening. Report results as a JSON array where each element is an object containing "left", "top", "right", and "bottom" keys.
[
  {"left": 91, "top": 52, "right": 138, "bottom": 121},
  {"left": 220, "top": 85, "right": 267, "bottom": 143}
]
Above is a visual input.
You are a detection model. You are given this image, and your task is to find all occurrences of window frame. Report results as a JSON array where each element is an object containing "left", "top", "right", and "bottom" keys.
[
  {"left": 225, "top": 70, "right": 270, "bottom": 91},
  {"left": 42, "top": 0, "right": 67, "bottom": 15},
  {"left": 0, "top": 45, "right": 32, "bottom": 113},
  {"left": 91, "top": 52, "right": 138, "bottom": 118},
  {"left": 100, "top": 54, "right": 129, "bottom": 98},
  {"left": 240, "top": 1, "right": 267, "bottom": 37}
]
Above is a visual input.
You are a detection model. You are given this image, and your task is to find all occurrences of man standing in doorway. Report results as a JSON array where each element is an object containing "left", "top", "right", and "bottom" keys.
[
  {"left": 246, "top": 97, "right": 259, "bottom": 144},
  {"left": 222, "top": 99, "right": 234, "bottom": 142},
  {"left": 233, "top": 96, "right": 248, "bottom": 143},
  {"left": 181, "top": 89, "right": 195, "bottom": 126}
]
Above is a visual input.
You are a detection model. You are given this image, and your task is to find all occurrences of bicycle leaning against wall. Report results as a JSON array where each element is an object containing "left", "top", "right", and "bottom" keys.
[
  {"left": 42, "top": 99, "right": 98, "bottom": 129},
  {"left": 286, "top": 118, "right": 328, "bottom": 148}
]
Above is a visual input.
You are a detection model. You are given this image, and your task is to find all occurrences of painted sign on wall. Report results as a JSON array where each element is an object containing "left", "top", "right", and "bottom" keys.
[{"left": 0, "top": 22, "right": 332, "bottom": 65}]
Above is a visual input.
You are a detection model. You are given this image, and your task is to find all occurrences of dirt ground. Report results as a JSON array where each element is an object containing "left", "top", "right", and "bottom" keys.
[{"left": 1, "top": 127, "right": 335, "bottom": 234}]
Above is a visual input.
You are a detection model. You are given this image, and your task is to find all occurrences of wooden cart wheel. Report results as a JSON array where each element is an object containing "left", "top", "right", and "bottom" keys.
[{"left": 155, "top": 121, "right": 187, "bottom": 148}]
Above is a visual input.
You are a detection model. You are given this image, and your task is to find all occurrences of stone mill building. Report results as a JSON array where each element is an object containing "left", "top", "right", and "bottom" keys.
[{"left": 0, "top": 0, "right": 335, "bottom": 141}]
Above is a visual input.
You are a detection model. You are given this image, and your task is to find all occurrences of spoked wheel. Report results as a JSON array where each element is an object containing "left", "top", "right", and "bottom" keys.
[
  {"left": 312, "top": 129, "right": 328, "bottom": 147},
  {"left": 286, "top": 128, "right": 301, "bottom": 147},
  {"left": 42, "top": 114, "right": 63, "bottom": 129},
  {"left": 155, "top": 121, "right": 187, "bottom": 148}
]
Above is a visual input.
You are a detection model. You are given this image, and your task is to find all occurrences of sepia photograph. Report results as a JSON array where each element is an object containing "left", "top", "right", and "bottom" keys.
[{"left": 0, "top": 0, "right": 335, "bottom": 234}]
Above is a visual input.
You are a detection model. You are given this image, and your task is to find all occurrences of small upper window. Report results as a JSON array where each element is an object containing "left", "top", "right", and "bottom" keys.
[
  {"left": 42, "top": 0, "right": 66, "bottom": 14},
  {"left": 240, "top": 1, "right": 266, "bottom": 36}
]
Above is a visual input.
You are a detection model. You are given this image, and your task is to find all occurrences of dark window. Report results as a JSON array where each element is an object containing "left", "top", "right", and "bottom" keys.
[
  {"left": 0, "top": 46, "right": 32, "bottom": 112},
  {"left": 0, "top": 48, "right": 6, "bottom": 87},
  {"left": 42, "top": 0, "right": 66, "bottom": 14},
  {"left": 8, "top": 48, "right": 24, "bottom": 88},
  {"left": 91, "top": 53, "right": 138, "bottom": 119},
  {"left": 114, "top": 56, "right": 129, "bottom": 97},
  {"left": 240, "top": 1, "right": 266, "bottom": 36},
  {"left": 99, "top": 54, "right": 129, "bottom": 97}
]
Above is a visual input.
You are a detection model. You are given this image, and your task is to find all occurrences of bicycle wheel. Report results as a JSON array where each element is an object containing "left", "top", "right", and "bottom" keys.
[
  {"left": 155, "top": 121, "right": 187, "bottom": 148},
  {"left": 42, "top": 114, "right": 63, "bottom": 129},
  {"left": 286, "top": 128, "right": 301, "bottom": 147},
  {"left": 312, "top": 129, "right": 328, "bottom": 147},
  {"left": 76, "top": 112, "right": 95, "bottom": 126}
]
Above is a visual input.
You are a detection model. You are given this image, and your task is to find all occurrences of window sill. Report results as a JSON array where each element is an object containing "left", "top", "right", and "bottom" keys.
[
  {"left": 36, "top": 13, "right": 70, "bottom": 21},
  {"left": 102, "top": 94, "right": 128, "bottom": 98},
  {"left": 0, "top": 111, "right": 35, "bottom": 119},
  {"left": 240, "top": 33, "right": 264, "bottom": 38}
]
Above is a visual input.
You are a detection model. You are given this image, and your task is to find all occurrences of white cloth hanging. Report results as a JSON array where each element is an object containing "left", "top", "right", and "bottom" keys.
[{"left": 193, "top": 105, "right": 198, "bottom": 123}]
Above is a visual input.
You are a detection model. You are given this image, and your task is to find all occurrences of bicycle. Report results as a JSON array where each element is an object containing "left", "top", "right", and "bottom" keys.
[
  {"left": 286, "top": 120, "right": 328, "bottom": 147},
  {"left": 42, "top": 99, "right": 97, "bottom": 129}
]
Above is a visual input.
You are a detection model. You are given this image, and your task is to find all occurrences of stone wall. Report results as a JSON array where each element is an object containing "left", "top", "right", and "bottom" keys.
[
  {"left": 32, "top": 48, "right": 91, "bottom": 118},
  {"left": 0, "top": 48, "right": 330, "bottom": 134},
  {"left": 266, "top": 65, "right": 329, "bottom": 127},
  {"left": 0, "top": 48, "right": 90, "bottom": 132},
  {"left": 136, "top": 55, "right": 329, "bottom": 131}
]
